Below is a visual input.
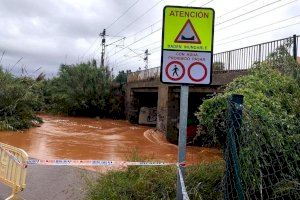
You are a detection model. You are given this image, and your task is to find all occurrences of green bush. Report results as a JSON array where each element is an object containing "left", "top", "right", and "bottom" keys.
[
  {"left": 43, "top": 62, "right": 111, "bottom": 116},
  {"left": 195, "top": 48, "right": 300, "bottom": 147},
  {"left": 86, "top": 161, "right": 224, "bottom": 200},
  {"left": 194, "top": 47, "right": 300, "bottom": 198},
  {"left": 0, "top": 67, "right": 43, "bottom": 130},
  {"left": 43, "top": 61, "right": 127, "bottom": 118}
]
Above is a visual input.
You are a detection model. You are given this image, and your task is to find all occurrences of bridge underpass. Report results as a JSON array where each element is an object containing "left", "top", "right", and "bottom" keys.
[
  {"left": 125, "top": 69, "right": 247, "bottom": 143},
  {"left": 125, "top": 35, "right": 299, "bottom": 143}
]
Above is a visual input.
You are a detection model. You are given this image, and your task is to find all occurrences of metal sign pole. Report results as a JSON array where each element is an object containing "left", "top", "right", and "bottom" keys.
[{"left": 177, "top": 85, "right": 189, "bottom": 200}]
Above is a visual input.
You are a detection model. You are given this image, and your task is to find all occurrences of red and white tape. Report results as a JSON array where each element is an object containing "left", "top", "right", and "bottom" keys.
[
  {"left": 177, "top": 163, "right": 190, "bottom": 200},
  {"left": 26, "top": 159, "right": 176, "bottom": 166}
]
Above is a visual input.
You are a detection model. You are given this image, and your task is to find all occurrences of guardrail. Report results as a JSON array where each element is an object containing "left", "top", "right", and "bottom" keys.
[{"left": 0, "top": 143, "right": 28, "bottom": 200}]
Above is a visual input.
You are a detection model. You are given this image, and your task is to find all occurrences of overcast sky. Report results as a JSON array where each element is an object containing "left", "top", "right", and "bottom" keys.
[{"left": 0, "top": 0, "right": 299, "bottom": 77}]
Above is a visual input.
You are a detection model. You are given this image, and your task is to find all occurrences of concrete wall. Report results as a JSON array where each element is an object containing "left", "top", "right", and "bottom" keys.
[{"left": 125, "top": 70, "right": 248, "bottom": 141}]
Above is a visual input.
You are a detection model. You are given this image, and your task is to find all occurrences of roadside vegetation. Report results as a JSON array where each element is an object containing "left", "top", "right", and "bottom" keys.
[
  {"left": 195, "top": 46, "right": 300, "bottom": 147},
  {"left": 0, "top": 60, "right": 129, "bottom": 131},
  {"left": 194, "top": 46, "right": 300, "bottom": 198},
  {"left": 0, "top": 67, "right": 43, "bottom": 130},
  {"left": 86, "top": 161, "right": 224, "bottom": 200},
  {"left": 43, "top": 60, "right": 128, "bottom": 118}
]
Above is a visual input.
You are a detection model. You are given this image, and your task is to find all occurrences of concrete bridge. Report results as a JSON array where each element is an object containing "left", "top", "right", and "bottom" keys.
[
  {"left": 125, "top": 67, "right": 247, "bottom": 143},
  {"left": 124, "top": 35, "right": 299, "bottom": 142}
]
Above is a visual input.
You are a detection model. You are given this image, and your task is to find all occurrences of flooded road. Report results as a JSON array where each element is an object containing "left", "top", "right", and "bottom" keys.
[{"left": 0, "top": 115, "right": 221, "bottom": 164}]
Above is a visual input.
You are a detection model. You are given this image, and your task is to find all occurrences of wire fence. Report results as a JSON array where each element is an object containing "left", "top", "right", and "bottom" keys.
[
  {"left": 224, "top": 94, "right": 300, "bottom": 200},
  {"left": 127, "top": 34, "right": 299, "bottom": 82}
]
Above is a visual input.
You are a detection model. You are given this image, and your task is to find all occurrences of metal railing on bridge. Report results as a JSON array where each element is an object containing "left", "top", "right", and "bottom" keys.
[{"left": 127, "top": 34, "right": 299, "bottom": 83}]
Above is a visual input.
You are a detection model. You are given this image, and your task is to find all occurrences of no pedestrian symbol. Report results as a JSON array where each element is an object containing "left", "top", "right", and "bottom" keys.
[
  {"left": 165, "top": 61, "right": 185, "bottom": 81},
  {"left": 161, "top": 6, "right": 214, "bottom": 85}
]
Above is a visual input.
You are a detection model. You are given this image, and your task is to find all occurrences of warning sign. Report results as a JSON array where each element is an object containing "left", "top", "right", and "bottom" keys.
[
  {"left": 161, "top": 51, "right": 211, "bottom": 84},
  {"left": 175, "top": 19, "right": 201, "bottom": 44},
  {"left": 162, "top": 6, "right": 214, "bottom": 52},
  {"left": 161, "top": 6, "right": 214, "bottom": 85}
]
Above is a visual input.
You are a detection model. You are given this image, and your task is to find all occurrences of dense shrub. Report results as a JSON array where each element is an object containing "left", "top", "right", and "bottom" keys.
[
  {"left": 195, "top": 47, "right": 300, "bottom": 147},
  {"left": 0, "top": 67, "right": 43, "bottom": 130},
  {"left": 43, "top": 61, "right": 126, "bottom": 118},
  {"left": 86, "top": 161, "right": 224, "bottom": 200},
  {"left": 195, "top": 47, "right": 300, "bottom": 198},
  {"left": 46, "top": 62, "right": 111, "bottom": 116}
]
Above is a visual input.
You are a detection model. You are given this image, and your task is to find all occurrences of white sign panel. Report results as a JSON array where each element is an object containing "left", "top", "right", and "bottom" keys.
[
  {"left": 161, "top": 50, "right": 211, "bottom": 84},
  {"left": 161, "top": 6, "right": 214, "bottom": 85}
]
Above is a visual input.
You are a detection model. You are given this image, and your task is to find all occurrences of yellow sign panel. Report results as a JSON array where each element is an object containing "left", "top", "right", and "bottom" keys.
[{"left": 163, "top": 6, "right": 214, "bottom": 52}]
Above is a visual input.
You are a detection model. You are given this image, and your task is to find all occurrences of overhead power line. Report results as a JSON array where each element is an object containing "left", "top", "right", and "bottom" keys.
[
  {"left": 110, "top": 0, "right": 215, "bottom": 58},
  {"left": 110, "top": 0, "right": 297, "bottom": 70},
  {"left": 217, "top": 0, "right": 299, "bottom": 31},
  {"left": 217, "top": 0, "right": 283, "bottom": 25},
  {"left": 216, "top": 21, "right": 300, "bottom": 46},
  {"left": 114, "top": 0, "right": 164, "bottom": 37},
  {"left": 116, "top": 0, "right": 283, "bottom": 52},
  {"left": 126, "top": 0, "right": 214, "bottom": 39},
  {"left": 111, "top": 28, "right": 161, "bottom": 56},
  {"left": 126, "top": 19, "right": 161, "bottom": 38},
  {"left": 80, "top": 37, "right": 99, "bottom": 59},
  {"left": 217, "top": 14, "right": 300, "bottom": 42},
  {"left": 188, "top": 0, "right": 214, "bottom": 6},
  {"left": 217, "top": 0, "right": 259, "bottom": 18},
  {"left": 106, "top": 0, "right": 141, "bottom": 29}
]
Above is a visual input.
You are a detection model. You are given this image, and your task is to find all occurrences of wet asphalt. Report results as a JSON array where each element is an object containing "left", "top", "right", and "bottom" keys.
[{"left": 0, "top": 165, "right": 98, "bottom": 200}]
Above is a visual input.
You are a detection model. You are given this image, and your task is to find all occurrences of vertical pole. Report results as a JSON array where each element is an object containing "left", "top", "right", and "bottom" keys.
[
  {"left": 144, "top": 49, "right": 150, "bottom": 70},
  {"left": 258, "top": 44, "right": 262, "bottom": 63},
  {"left": 228, "top": 51, "right": 231, "bottom": 72},
  {"left": 177, "top": 85, "right": 189, "bottom": 200},
  {"left": 226, "top": 94, "right": 244, "bottom": 200},
  {"left": 293, "top": 34, "right": 297, "bottom": 61},
  {"left": 100, "top": 29, "right": 106, "bottom": 67}
]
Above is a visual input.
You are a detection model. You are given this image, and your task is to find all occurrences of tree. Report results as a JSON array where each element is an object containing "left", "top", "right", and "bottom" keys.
[{"left": 45, "top": 62, "right": 111, "bottom": 116}]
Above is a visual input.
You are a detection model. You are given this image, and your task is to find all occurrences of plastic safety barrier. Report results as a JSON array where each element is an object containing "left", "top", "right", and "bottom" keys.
[
  {"left": 0, "top": 143, "right": 189, "bottom": 199},
  {"left": 0, "top": 143, "right": 28, "bottom": 200}
]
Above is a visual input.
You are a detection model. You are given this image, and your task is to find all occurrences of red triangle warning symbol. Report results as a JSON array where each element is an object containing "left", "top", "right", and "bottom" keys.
[{"left": 175, "top": 19, "right": 201, "bottom": 44}]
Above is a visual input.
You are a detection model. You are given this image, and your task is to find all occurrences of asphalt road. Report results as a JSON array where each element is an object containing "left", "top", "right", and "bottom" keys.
[{"left": 0, "top": 165, "right": 98, "bottom": 200}]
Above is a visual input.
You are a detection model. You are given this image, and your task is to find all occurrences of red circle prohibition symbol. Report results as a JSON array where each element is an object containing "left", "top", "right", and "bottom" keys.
[
  {"left": 165, "top": 61, "right": 185, "bottom": 81},
  {"left": 187, "top": 62, "right": 208, "bottom": 82}
]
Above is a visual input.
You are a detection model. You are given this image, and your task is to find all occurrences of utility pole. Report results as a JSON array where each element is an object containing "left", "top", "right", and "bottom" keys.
[
  {"left": 100, "top": 29, "right": 107, "bottom": 67},
  {"left": 144, "top": 49, "right": 150, "bottom": 69}
]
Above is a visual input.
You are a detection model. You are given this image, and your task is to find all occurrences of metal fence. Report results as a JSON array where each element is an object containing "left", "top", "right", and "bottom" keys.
[
  {"left": 214, "top": 35, "right": 299, "bottom": 71},
  {"left": 225, "top": 95, "right": 300, "bottom": 200},
  {"left": 127, "top": 35, "right": 299, "bottom": 82}
]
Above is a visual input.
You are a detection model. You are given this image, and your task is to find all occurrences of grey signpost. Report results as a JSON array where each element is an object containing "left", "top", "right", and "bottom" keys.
[
  {"left": 177, "top": 85, "right": 189, "bottom": 199},
  {"left": 160, "top": 6, "right": 214, "bottom": 199}
]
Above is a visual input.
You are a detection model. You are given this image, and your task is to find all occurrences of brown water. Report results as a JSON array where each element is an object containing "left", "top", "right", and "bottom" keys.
[{"left": 0, "top": 115, "right": 221, "bottom": 164}]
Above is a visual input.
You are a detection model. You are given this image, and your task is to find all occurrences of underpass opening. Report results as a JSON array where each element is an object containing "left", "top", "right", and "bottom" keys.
[
  {"left": 132, "top": 91, "right": 158, "bottom": 126},
  {"left": 166, "top": 88, "right": 217, "bottom": 144}
]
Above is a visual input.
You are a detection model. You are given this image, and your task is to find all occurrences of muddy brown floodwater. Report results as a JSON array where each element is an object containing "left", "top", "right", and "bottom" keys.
[{"left": 0, "top": 115, "right": 222, "bottom": 165}]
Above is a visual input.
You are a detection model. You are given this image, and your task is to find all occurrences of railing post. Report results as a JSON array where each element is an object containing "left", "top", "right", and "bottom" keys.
[
  {"left": 293, "top": 34, "right": 297, "bottom": 61},
  {"left": 225, "top": 94, "right": 244, "bottom": 200},
  {"left": 228, "top": 51, "right": 231, "bottom": 72},
  {"left": 258, "top": 44, "right": 262, "bottom": 62}
]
